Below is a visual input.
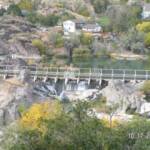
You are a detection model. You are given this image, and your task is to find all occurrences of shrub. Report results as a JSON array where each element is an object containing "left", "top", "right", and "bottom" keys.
[
  {"left": 80, "top": 33, "right": 93, "bottom": 46},
  {"left": 141, "top": 81, "right": 150, "bottom": 94},
  {"left": 26, "top": 12, "right": 38, "bottom": 24},
  {"left": 91, "top": 0, "right": 109, "bottom": 14},
  {"left": 49, "top": 33, "right": 64, "bottom": 48},
  {"left": 32, "top": 39, "right": 46, "bottom": 55},
  {"left": 38, "top": 14, "right": 59, "bottom": 27},
  {"left": 136, "top": 22, "right": 150, "bottom": 32},
  {"left": 18, "top": 0, "right": 33, "bottom": 11},
  {"left": 73, "top": 47, "right": 92, "bottom": 61},
  {"left": 20, "top": 101, "right": 62, "bottom": 131},
  {"left": 77, "top": 6, "right": 90, "bottom": 17},
  {"left": 60, "top": 12, "right": 75, "bottom": 21},
  {"left": 145, "top": 32, "right": 150, "bottom": 47},
  {"left": 7, "top": 4, "right": 22, "bottom": 16},
  {"left": 98, "top": 16, "right": 111, "bottom": 31},
  {"left": 141, "top": 81, "right": 150, "bottom": 101},
  {"left": 0, "top": 8, "right": 6, "bottom": 16}
]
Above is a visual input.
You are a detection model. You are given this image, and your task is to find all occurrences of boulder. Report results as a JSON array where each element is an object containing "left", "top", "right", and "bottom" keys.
[
  {"left": 100, "top": 80, "right": 145, "bottom": 113},
  {"left": 59, "top": 89, "right": 100, "bottom": 102},
  {"left": 140, "top": 102, "right": 150, "bottom": 114}
]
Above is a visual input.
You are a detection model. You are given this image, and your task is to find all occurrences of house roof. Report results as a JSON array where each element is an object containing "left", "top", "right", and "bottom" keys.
[
  {"left": 83, "top": 24, "right": 101, "bottom": 29},
  {"left": 144, "top": 3, "right": 150, "bottom": 11},
  {"left": 72, "top": 19, "right": 85, "bottom": 24},
  {"left": 63, "top": 19, "right": 85, "bottom": 24}
]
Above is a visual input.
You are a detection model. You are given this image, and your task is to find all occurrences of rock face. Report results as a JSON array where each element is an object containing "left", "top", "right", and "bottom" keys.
[
  {"left": 0, "top": 70, "right": 45, "bottom": 126},
  {"left": 100, "top": 80, "right": 146, "bottom": 114},
  {"left": 59, "top": 89, "right": 100, "bottom": 102},
  {"left": 0, "top": 77, "right": 148, "bottom": 127},
  {"left": 0, "top": 15, "right": 40, "bottom": 65},
  {"left": 0, "top": 78, "right": 33, "bottom": 126}
]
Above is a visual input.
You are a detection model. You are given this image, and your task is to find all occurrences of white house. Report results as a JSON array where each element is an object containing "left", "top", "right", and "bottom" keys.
[
  {"left": 63, "top": 20, "right": 76, "bottom": 35},
  {"left": 82, "top": 24, "right": 102, "bottom": 33},
  {"left": 142, "top": 4, "right": 150, "bottom": 19},
  {"left": 63, "top": 20, "right": 86, "bottom": 35}
]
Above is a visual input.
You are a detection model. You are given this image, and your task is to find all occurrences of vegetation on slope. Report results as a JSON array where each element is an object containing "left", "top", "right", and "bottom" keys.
[{"left": 1, "top": 101, "right": 150, "bottom": 150}]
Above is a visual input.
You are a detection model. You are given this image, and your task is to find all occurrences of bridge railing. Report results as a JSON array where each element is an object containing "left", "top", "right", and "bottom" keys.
[{"left": 0, "top": 65, "right": 149, "bottom": 80}]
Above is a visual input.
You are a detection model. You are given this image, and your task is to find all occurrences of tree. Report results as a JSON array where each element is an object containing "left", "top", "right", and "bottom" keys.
[
  {"left": 18, "top": 0, "right": 33, "bottom": 11},
  {"left": 145, "top": 32, "right": 150, "bottom": 47},
  {"left": 73, "top": 47, "right": 92, "bottom": 62},
  {"left": 64, "top": 34, "right": 80, "bottom": 64},
  {"left": 38, "top": 14, "right": 59, "bottom": 27},
  {"left": 141, "top": 80, "right": 150, "bottom": 99},
  {"left": 0, "top": 8, "right": 6, "bottom": 16},
  {"left": 80, "top": 33, "right": 93, "bottom": 46},
  {"left": 106, "top": 5, "right": 142, "bottom": 32},
  {"left": 7, "top": 100, "right": 150, "bottom": 150},
  {"left": 91, "top": 0, "right": 110, "bottom": 14},
  {"left": 121, "top": 29, "right": 145, "bottom": 54},
  {"left": 106, "top": 103, "right": 119, "bottom": 128},
  {"left": 20, "top": 101, "right": 62, "bottom": 132},
  {"left": 10, "top": 102, "right": 108, "bottom": 150},
  {"left": 49, "top": 33, "right": 64, "bottom": 48},
  {"left": 7, "top": 4, "right": 22, "bottom": 16},
  {"left": 32, "top": 39, "right": 46, "bottom": 55},
  {"left": 136, "top": 22, "right": 150, "bottom": 33},
  {"left": 112, "top": 118, "right": 150, "bottom": 150},
  {"left": 26, "top": 11, "right": 38, "bottom": 24}
]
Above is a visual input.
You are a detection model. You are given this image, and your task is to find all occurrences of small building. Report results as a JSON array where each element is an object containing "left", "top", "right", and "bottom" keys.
[
  {"left": 63, "top": 20, "right": 86, "bottom": 35},
  {"left": 142, "top": 4, "right": 150, "bottom": 19},
  {"left": 63, "top": 20, "right": 76, "bottom": 35},
  {"left": 82, "top": 24, "right": 102, "bottom": 33}
]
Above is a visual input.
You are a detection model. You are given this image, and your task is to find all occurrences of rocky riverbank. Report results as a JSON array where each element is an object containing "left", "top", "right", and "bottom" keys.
[
  {"left": 0, "top": 72, "right": 148, "bottom": 128},
  {"left": 0, "top": 69, "right": 149, "bottom": 149}
]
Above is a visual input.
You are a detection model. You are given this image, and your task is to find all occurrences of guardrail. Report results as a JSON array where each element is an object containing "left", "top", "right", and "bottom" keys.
[{"left": 0, "top": 65, "right": 149, "bottom": 81}]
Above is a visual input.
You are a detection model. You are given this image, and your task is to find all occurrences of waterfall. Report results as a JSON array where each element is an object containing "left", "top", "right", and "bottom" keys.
[
  {"left": 34, "top": 79, "right": 103, "bottom": 98},
  {"left": 65, "top": 81, "right": 78, "bottom": 91},
  {"left": 77, "top": 81, "right": 89, "bottom": 91}
]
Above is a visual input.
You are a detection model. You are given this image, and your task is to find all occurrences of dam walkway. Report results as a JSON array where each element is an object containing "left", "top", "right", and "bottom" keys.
[{"left": 0, "top": 65, "right": 150, "bottom": 84}]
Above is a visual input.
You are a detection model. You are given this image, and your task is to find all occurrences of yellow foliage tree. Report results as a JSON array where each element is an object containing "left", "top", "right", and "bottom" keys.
[
  {"left": 145, "top": 32, "right": 150, "bottom": 47},
  {"left": 141, "top": 80, "right": 150, "bottom": 95},
  {"left": 136, "top": 22, "right": 150, "bottom": 32},
  {"left": 102, "top": 118, "right": 119, "bottom": 128},
  {"left": 32, "top": 39, "right": 46, "bottom": 55},
  {"left": 20, "top": 101, "right": 62, "bottom": 132}
]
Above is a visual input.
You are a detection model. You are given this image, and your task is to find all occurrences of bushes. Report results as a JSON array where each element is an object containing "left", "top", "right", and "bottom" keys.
[
  {"left": 80, "top": 33, "right": 93, "bottom": 46},
  {"left": 7, "top": 4, "right": 22, "bottom": 16},
  {"left": 26, "top": 11, "right": 38, "bottom": 24},
  {"left": 20, "top": 101, "right": 62, "bottom": 131},
  {"left": 26, "top": 13, "right": 59, "bottom": 26},
  {"left": 38, "top": 14, "right": 59, "bottom": 27},
  {"left": 7, "top": 101, "right": 150, "bottom": 150},
  {"left": 77, "top": 6, "right": 90, "bottom": 17},
  {"left": 49, "top": 33, "right": 64, "bottom": 48},
  {"left": 144, "top": 32, "right": 150, "bottom": 47},
  {"left": 0, "top": 8, "right": 6, "bottom": 16},
  {"left": 32, "top": 39, "right": 46, "bottom": 55},
  {"left": 136, "top": 22, "right": 150, "bottom": 33},
  {"left": 18, "top": 0, "right": 33, "bottom": 11},
  {"left": 141, "top": 81, "right": 150, "bottom": 96},
  {"left": 73, "top": 47, "right": 92, "bottom": 61},
  {"left": 91, "top": 0, "right": 110, "bottom": 14}
]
